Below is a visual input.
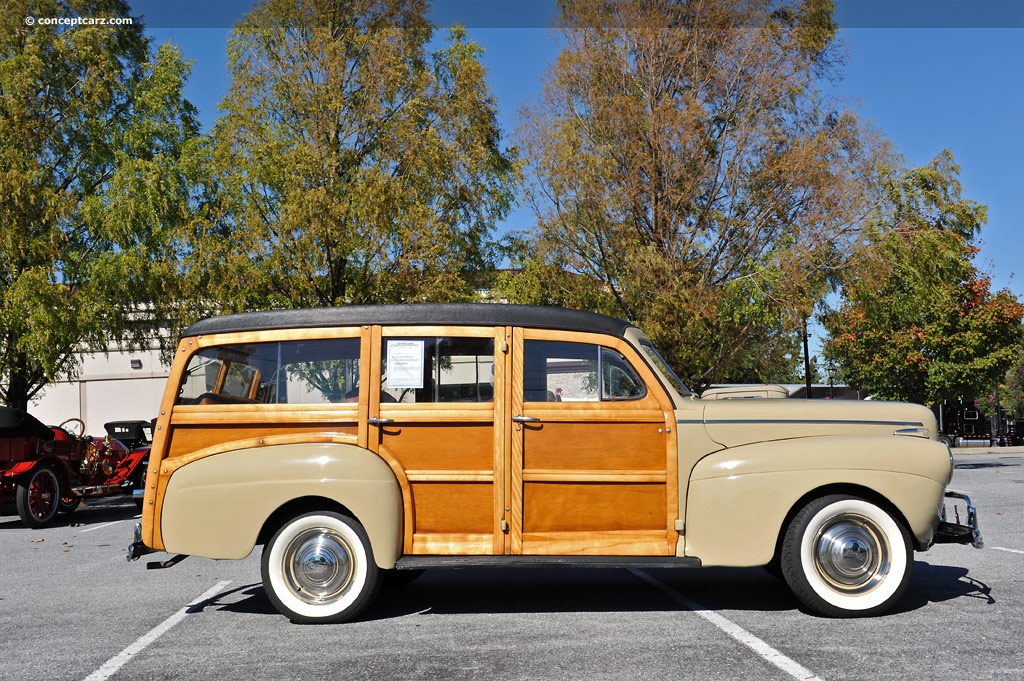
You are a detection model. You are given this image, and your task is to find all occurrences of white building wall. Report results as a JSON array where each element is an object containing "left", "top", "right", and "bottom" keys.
[{"left": 28, "top": 345, "right": 170, "bottom": 436}]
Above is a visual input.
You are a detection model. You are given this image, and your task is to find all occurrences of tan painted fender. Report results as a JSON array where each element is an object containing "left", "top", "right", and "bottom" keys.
[
  {"left": 159, "top": 443, "right": 402, "bottom": 568},
  {"left": 682, "top": 435, "right": 952, "bottom": 567}
]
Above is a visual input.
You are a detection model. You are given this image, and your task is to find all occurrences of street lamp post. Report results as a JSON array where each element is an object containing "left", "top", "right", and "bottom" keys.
[{"left": 826, "top": 361, "right": 836, "bottom": 400}]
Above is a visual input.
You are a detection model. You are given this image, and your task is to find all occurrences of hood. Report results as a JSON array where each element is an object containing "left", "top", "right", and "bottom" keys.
[{"left": 699, "top": 397, "right": 938, "bottom": 449}]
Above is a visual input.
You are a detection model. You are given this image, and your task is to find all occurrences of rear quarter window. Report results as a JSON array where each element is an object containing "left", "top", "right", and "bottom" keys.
[{"left": 177, "top": 338, "right": 360, "bottom": 405}]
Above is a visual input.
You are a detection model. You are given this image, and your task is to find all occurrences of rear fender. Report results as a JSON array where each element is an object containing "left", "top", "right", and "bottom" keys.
[{"left": 158, "top": 443, "right": 402, "bottom": 568}]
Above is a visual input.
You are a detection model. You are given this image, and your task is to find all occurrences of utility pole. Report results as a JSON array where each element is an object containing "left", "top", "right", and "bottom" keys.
[{"left": 803, "top": 318, "right": 812, "bottom": 400}]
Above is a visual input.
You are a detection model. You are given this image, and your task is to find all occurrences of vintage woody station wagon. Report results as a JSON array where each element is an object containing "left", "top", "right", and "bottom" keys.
[{"left": 128, "top": 304, "right": 981, "bottom": 622}]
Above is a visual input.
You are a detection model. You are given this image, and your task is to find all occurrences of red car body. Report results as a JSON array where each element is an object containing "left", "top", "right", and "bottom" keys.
[{"left": 0, "top": 407, "right": 150, "bottom": 528}]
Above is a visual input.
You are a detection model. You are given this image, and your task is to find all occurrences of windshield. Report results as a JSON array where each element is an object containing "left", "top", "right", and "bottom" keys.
[{"left": 639, "top": 341, "right": 691, "bottom": 397}]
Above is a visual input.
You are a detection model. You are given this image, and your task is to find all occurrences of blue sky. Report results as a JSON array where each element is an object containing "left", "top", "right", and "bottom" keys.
[{"left": 144, "top": 3, "right": 1024, "bottom": 306}]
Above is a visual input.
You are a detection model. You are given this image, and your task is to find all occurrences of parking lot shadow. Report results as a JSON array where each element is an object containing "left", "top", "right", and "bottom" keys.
[
  {"left": 204, "top": 562, "right": 991, "bottom": 622},
  {"left": 892, "top": 561, "right": 994, "bottom": 613},
  {"left": 368, "top": 566, "right": 796, "bottom": 620},
  {"left": 206, "top": 583, "right": 279, "bottom": 616}
]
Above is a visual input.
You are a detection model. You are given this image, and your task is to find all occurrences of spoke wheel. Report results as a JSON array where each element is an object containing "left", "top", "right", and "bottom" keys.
[
  {"left": 16, "top": 465, "right": 62, "bottom": 528},
  {"left": 781, "top": 495, "right": 912, "bottom": 617},
  {"left": 59, "top": 495, "right": 82, "bottom": 514},
  {"left": 261, "top": 511, "right": 380, "bottom": 624}
]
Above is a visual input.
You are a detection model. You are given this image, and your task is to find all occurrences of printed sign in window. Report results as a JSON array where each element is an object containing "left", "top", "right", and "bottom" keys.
[{"left": 387, "top": 340, "right": 425, "bottom": 389}]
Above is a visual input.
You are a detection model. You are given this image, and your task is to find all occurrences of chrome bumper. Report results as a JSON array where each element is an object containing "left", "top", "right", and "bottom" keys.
[
  {"left": 934, "top": 491, "right": 983, "bottom": 549},
  {"left": 126, "top": 522, "right": 155, "bottom": 562}
]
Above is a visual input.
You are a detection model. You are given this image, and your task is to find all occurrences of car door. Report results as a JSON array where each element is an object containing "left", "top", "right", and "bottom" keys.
[
  {"left": 368, "top": 325, "right": 509, "bottom": 556},
  {"left": 507, "top": 328, "right": 678, "bottom": 556}
]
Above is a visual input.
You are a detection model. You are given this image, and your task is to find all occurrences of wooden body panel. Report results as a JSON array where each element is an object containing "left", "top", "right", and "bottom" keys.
[
  {"left": 523, "top": 482, "right": 667, "bottom": 532},
  {"left": 380, "top": 423, "right": 493, "bottom": 471},
  {"left": 167, "top": 422, "right": 358, "bottom": 460},
  {"left": 522, "top": 420, "right": 666, "bottom": 471},
  {"left": 407, "top": 482, "right": 493, "bottom": 533}
]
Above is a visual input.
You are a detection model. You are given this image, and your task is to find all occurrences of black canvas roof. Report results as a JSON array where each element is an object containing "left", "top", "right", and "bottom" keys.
[
  {"left": 183, "top": 304, "right": 636, "bottom": 339},
  {"left": 0, "top": 407, "right": 55, "bottom": 441}
]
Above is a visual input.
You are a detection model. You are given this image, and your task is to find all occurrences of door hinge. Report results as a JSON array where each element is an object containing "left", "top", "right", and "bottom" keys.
[{"left": 674, "top": 519, "right": 685, "bottom": 532}]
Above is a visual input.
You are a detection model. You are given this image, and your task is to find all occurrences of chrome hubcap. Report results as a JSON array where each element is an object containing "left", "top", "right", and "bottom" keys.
[
  {"left": 283, "top": 528, "right": 356, "bottom": 605},
  {"left": 813, "top": 514, "right": 889, "bottom": 594}
]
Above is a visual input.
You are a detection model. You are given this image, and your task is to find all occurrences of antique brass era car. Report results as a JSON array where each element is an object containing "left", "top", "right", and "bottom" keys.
[
  {"left": 1, "top": 409, "right": 151, "bottom": 527},
  {"left": 127, "top": 304, "right": 981, "bottom": 622}
]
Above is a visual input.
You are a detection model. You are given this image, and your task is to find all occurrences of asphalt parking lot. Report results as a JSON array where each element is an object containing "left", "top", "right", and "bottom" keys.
[{"left": 1, "top": 451, "right": 1021, "bottom": 681}]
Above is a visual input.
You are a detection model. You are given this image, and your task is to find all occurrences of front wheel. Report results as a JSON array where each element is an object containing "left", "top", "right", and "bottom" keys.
[
  {"left": 16, "top": 465, "right": 62, "bottom": 528},
  {"left": 261, "top": 511, "right": 380, "bottom": 624},
  {"left": 781, "top": 495, "right": 912, "bottom": 617}
]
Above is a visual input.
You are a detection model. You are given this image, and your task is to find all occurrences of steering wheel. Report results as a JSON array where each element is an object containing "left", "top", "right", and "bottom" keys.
[{"left": 58, "top": 418, "right": 86, "bottom": 439}]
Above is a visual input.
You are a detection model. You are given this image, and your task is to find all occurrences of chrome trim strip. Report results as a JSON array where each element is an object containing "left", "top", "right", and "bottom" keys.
[
  {"left": 676, "top": 418, "right": 925, "bottom": 427},
  {"left": 893, "top": 427, "right": 931, "bottom": 438}
]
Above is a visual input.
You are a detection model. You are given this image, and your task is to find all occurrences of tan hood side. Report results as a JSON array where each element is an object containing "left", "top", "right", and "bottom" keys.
[{"left": 701, "top": 398, "right": 938, "bottom": 448}]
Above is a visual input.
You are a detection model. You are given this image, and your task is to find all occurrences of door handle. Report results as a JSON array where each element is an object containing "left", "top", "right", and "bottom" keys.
[
  {"left": 512, "top": 415, "right": 540, "bottom": 423},
  {"left": 367, "top": 417, "right": 395, "bottom": 426}
]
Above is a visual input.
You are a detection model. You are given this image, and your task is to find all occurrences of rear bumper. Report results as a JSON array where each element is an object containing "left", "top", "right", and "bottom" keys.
[
  {"left": 126, "top": 522, "right": 156, "bottom": 561},
  {"left": 934, "top": 490, "right": 983, "bottom": 548}
]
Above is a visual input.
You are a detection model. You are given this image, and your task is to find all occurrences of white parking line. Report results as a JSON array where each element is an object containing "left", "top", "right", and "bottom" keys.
[
  {"left": 629, "top": 569, "right": 825, "bottom": 681},
  {"left": 82, "top": 580, "right": 231, "bottom": 681},
  {"left": 80, "top": 521, "right": 122, "bottom": 533},
  {"left": 990, "top": 546, "right": 1024, "bottom": 555}
]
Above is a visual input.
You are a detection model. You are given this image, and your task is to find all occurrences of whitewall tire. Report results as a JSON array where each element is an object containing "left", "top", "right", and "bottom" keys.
[
  {"left": 261, "top": 511, "right": 381, "bottom": 624},
  {"left": 781, "top": 495, "right": 912, "bottom": 617}
]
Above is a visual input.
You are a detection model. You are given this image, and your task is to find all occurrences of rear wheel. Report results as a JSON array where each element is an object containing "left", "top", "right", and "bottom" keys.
[
  {"left": 261, "top": 511, "right": 380, "bottom": 624},
  {"left": 59, "top": 495, "right": 81, "bottom": 514},
  {"left": 132, "top": 462, "right": 148, "bottom": 510},
  {"left": 16, "top": 465, "right": 62, "bottom": 528},
  {"left": 781, "top": 495, "right": 912, "bottom": 617}
]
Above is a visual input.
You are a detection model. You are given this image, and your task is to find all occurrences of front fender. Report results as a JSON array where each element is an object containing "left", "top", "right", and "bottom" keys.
[
  {"left": 683, "top": 435, "right": 951, "bottom": 567},
  {"left": 159, "top": 443, "right": 402, "bottom": 568}
]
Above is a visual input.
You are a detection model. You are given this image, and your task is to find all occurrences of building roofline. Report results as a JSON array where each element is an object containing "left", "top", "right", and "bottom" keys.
[{"left": 183, "top": 303, "right": 635, "bottom": 339}]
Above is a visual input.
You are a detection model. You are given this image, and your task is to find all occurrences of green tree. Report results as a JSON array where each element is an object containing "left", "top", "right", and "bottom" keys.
[
  {"left": 181, "top": 0, "right": 517, "bottom": 318},
  {"left": 822, "top": 151, "right": 1024, "bottom": 405},
  {"left": 506, "top": 0, "right": 887, "bottom": 390},
  {"left": 1001, "top": 354, "right": 1024, "bottom": 417},
  {"left": 0, "top": 0, "right": 198, "bottom": 410}
]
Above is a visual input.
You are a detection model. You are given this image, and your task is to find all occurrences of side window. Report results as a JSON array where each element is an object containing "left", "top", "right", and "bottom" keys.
[
  {"left": 601, "top": 348, "right": 646, "bottom": 400},
  {"left": 381, "top": 336, "right": 495, "bottom": 403},
  {"left": 280, "top": 339, "right": 361, "bottom": 404},
  {"left": 176, "top": 338, "right": 360, "bottom": 405},
  {"left": 523, "top": 340, "right": 646, "bottom": 403}
]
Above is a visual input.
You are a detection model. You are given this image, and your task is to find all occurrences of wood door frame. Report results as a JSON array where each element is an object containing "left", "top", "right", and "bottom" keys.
[
  {"left": 507, "top": 328, "right": 680, "bottom": 556},
  {"left": 368, "top": 325, "right": 507, "bottom": 556}
]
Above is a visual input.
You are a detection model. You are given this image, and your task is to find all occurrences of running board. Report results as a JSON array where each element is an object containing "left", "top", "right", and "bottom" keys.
[{"left": 394, "top": 555, "right": 701, "bottom": 570}]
